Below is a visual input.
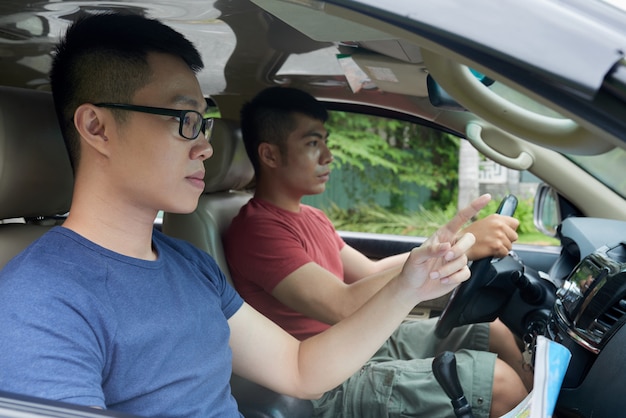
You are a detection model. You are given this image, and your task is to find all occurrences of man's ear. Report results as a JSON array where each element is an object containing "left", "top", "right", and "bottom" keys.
[
  {"left": 73, "top": 104, "right": 112, "bottom": 156},
  {"left": 258, "top": 142, "right": 281, "bottom": 168}
]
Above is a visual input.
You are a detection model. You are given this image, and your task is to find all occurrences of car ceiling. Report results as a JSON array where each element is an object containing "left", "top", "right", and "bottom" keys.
[{"left": 1, "top": 0, "right": 626, "bottom": 157}]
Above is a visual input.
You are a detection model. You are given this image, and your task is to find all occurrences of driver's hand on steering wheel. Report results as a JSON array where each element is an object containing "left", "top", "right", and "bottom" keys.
[{"left": 461, "top": 214, "right": 519, "bottom": 260}]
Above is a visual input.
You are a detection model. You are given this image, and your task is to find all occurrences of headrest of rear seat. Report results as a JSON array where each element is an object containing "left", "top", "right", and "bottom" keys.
[
  {"left": 0, "top": 87, "right": 73, "bottom": 220},
  {"left": 203, "top": 118, "right": 254, "bottom": 193}
]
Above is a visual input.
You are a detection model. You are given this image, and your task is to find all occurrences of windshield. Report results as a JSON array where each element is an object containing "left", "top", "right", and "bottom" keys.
[{"left": 568, "top": 148, "right": 626, "bottom": 198}]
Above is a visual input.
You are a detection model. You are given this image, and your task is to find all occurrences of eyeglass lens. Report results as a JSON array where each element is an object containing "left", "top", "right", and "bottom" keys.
[{"left": 182, "top": 111, "right": 213, "bottom": 140}]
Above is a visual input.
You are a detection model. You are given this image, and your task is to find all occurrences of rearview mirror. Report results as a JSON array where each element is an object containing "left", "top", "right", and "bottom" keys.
[{"left": 427, "top": 71, "right": 494, "bottom": 111}]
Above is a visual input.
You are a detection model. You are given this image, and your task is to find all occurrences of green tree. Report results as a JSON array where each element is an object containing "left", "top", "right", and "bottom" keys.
[{"left": 326, "top": 111, "right": 460, "bottom": 211}]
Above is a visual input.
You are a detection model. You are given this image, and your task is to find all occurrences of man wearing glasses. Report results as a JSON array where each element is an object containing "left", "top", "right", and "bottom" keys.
[{"left": 0, "top": 12, "right": 484, "bottom": 418}]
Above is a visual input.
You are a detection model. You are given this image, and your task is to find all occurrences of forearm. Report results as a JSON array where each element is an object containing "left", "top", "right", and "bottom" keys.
[
  {"left": 328, "top": 266, "right": 402, "bottom": 322},
  {"left": 273, "top": 263, "right": 402, "bottom": 325},
  {"left": 229, "top": 287, "right": 416, "bottom": 400},
  {"left": 343, "top": 250, "right": 408, "bottom": 283},
  {"left": 296, "top": 276, "right": 417, "bottom": 397},
  {"left": 371, "top": 252, "right": 410, "bottom": 273}
]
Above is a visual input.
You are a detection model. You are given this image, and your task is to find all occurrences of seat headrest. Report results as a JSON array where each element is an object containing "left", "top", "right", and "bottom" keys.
[
  {"left": 0, "top": 87, "right": 73, "bottom": 220},
  {"left": 204, "top": 118, "right": 254, "bottom": 193}
]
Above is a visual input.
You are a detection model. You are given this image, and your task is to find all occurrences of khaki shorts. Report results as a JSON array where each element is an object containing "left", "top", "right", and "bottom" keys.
[{"left": 312, "top": 319, "right": 495, "bottom": 418}]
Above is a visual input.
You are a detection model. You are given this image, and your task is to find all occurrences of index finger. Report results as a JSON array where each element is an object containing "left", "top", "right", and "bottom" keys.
[{"left": 442, "top": 194, "right": 491, "bottom": 236}]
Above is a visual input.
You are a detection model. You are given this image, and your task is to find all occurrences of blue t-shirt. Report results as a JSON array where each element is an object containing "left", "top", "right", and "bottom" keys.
[{"left": 0, "top": 226, "right": 244, "bottom": 417}]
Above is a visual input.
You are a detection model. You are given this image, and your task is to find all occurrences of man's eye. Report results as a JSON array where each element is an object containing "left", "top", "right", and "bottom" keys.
[{"left": 182, "top": 114, "right": 194, "bottom": 126}]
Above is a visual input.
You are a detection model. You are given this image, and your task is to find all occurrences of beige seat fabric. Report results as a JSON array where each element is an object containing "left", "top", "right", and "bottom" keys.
[
  {"left": 0, "top": 87, "right": 73, "bottom": 269},
  {"left": 162, "top": 118, "right": 254, "bottom": 286}
]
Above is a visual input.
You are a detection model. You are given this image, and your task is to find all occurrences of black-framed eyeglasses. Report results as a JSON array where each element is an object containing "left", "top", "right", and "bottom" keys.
[{"left": 94, "top": 103, "right": 213, "bottom": 141}]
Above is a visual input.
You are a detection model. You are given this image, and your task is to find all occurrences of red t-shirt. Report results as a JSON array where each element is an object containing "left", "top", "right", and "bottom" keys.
[{"left": 224, "top": 197, "right": 345, "bottom": 340}]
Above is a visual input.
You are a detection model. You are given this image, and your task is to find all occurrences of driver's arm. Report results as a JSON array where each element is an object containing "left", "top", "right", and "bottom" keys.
[
  {"left": 340, "top": 244, "right": 406, "bottom": 284},
  {"left": 230, "top": 228, "right": 475, "bottom": 399},
  {"left": 272, "top": 195, "right": 509, "bottom": 325},
  {"left": 271, "top": 260, "right": 401, "bottom": 324}
]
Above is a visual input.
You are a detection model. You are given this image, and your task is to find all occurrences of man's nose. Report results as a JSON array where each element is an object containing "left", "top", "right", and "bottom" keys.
[
  {"left": 321, "top": 143, "right": 333, "bottom": 164},
  {"left": 193, "top": 140, "right": 213, "bottom": 161}
]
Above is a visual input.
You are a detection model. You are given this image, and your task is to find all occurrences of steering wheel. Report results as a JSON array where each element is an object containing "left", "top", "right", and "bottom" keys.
[{"left": 434, "top": 194, "right": 518, "bottom": 339}]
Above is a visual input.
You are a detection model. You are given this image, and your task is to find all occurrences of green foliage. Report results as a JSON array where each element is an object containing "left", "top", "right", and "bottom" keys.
[
  {"left": 325, "top": 202, "right": 450, "bottom": 236},
  {"left": 326, "top": 111, "right": 460, "bottom": 211}
]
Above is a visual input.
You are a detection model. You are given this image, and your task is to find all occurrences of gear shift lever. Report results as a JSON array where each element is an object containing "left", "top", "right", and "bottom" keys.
[{"left": 432, "top": 351, "right": 474, "bottom": 418}]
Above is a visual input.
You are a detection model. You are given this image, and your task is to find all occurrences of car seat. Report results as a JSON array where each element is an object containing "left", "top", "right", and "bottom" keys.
[
  {"left": 0, "top": 86, "right": 73, "bottom": 269},
  {"left": 162, "top": 119, "right": 314, "bottom": 418}
]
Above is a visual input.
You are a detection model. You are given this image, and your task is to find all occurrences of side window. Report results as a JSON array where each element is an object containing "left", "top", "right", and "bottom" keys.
[{"left": 302, "top": 110, "right": 556, "bottom": 245}]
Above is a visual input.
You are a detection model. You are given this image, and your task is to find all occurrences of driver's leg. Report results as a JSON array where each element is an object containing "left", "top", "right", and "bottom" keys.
[
  {"left": 488, "top": 319, "right": 534, "bottom": 391},
  {"left": 490, "top": 358, "right": 528, "bottom": 417}
]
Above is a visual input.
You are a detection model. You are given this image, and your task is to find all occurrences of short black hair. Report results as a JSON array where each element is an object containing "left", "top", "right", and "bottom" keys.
[
  {"left": 240, "top": 86, "right": 328, "bottom": 177},
  {"left": 49, "top": 12, "right": 203, "bottom": 171}
]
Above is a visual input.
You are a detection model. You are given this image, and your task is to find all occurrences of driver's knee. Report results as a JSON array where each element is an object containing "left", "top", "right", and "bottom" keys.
[
  {"left": 488, "top": 319, "right": 521, "bottom": 354},
  {"left": 487, "top": 320, "right": 533, "bottom": 391},
  {"left": 489, "top": 358, "right": 527, "bottom": 418}
]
